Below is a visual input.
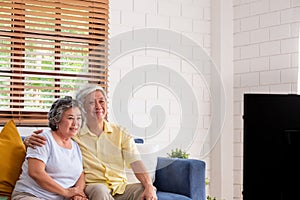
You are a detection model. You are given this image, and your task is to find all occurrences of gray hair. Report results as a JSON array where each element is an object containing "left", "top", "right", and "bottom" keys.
[
  {"left": 75, "top": 84, "right": 107, "bottom": 105},
  {"left": 48, "top": 96, "right": 84, "bottom": 131}
]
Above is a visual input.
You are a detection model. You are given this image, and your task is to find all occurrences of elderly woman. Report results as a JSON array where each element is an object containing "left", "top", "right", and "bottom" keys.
[
  {"left": 25, "top": 85, "right": 157, "bottom": 200},
  {"left": 12, "top": 96, "right": 87, "bottom": 200}
]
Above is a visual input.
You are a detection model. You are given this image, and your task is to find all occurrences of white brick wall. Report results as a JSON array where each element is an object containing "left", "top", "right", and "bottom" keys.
[
  {"left": 109, "top": 0, "right": 211, "bottom": 161},
  {"left": 234, "top": 0, "right": 300, "bottom": 199}
]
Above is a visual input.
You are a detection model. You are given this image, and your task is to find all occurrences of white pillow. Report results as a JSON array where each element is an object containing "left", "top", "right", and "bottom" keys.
[{"left": 126, "top": 143, "right": 159, "bottom": 183}]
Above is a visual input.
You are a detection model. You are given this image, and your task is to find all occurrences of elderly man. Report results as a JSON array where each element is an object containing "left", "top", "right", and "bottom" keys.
[{"left": 25, "top": 84, "right": 157, "bottom": 200}]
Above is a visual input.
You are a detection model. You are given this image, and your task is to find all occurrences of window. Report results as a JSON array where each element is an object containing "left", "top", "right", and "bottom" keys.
[{"left": 0, "top": 0, "right": 109, "bottom": 126}]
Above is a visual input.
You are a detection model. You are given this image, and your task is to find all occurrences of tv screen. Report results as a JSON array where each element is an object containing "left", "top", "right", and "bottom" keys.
[{"left": 243, "top": 93, "right": 300, "bottom": 200}]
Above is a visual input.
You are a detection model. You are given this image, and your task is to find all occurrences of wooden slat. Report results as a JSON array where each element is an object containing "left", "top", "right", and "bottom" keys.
[{"left": 0, "top": 0, "right": 109, "bottom": 126}]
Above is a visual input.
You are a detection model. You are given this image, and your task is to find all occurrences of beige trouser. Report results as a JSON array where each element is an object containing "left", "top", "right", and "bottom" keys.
[
  {"left": 11, "top": 190, "right": 71, "bottom": 200},
  {"left": 85, "top": 183, "right": 144, "bottom": 200},
  {"left": 11, "top": 190, "right": 41, "bottom": 200}
]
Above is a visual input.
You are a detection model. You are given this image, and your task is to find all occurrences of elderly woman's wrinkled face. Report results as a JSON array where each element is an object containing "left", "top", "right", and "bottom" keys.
[
  {"left": 84, "top": 90, "right": 107, "bottom": 122},
  {"left": 57, "top": 107, "right": 82, "bottom": 137}
]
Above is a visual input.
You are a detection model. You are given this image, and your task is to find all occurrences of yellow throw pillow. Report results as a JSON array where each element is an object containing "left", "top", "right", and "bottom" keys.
[{"left": 0, "top": 120, "right": 26, "bottom": 198}]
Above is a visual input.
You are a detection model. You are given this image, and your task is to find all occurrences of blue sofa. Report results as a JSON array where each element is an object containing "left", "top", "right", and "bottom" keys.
[
  {"left": 154, "top": 157, "right": 206, "bottom": 200},
  {"left": 15, "top": 137, "right": 206, "bottom": 200}
]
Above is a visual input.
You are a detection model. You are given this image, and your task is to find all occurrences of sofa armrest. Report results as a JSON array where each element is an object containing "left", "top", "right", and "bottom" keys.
[{"left": 154, "top": 157, "right": 206, "bottom": 200}]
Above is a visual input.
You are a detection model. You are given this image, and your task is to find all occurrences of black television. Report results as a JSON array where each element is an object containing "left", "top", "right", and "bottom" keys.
[{"left": 243, "top": 93, "right": 300, "bottom": 200}]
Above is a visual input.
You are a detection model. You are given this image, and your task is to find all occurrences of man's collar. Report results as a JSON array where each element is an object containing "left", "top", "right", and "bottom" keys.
[
  {"left": 79, "top": 120, "right": 112, "bottom": 136},
  {"left": 103, "top": 120, "right": 113, "bottom": 134}
]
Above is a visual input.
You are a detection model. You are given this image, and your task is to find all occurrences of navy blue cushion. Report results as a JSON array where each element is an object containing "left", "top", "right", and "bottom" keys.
[
  {"left": 134, "top": 138, "right": 144, "bottom": 144},
  {"left": 154, "top": 157, "right": 206, "bottom": 200},
  {"left": 157, "top": 191, "right": 191, "bottom": 200}
]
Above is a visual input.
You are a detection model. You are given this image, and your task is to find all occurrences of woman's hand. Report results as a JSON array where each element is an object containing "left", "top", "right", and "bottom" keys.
[
  {"left": 24, "top": 129, "right": 46, "bottom": 149},
  {"left": 65, "top": 186, "right": 87, "bottom": 199},
  {"left": 71, "top": 194, "right": 89, "bottom": 200}
]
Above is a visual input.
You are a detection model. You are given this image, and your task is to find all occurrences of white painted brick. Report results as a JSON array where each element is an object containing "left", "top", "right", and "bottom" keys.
[
  {"left": 233, "top": 101, "right": 242, "bottom": 116},
  {"left": 178, "top": 0, "right": 194, "bottom": 5},
  {"left": 204, "top": 7, "right": 210, "bottom": 20},
  {"left": 234, "top": 88, "right": 249, "bottom": 101},
  {"left": 110, "top": 0, "right": 133, "bottom": 11},
  {"left": 241, "top": 16, "right": 259, "bottom": 31},
  {"left": 292, "top": 0, "right": 300, "bottom": 6},
  {"left": 233, "top": 0, "right": 240, "bottom": 6},
  {"left": 240, "top": 44, "right": 259, "bottom": 59},
  {"left": 146, "top": 99, "right": 171, "bottom": 115},
  {"left": 182, "top": 32, "right": 204, "bottom": 47},
  {"left": 249, "top": 85, "right": 270, "bottom": 93},
  {"left": 234, "top": 19, "right": 241, "bottom": 33},
  {"left": 128, "top": 99, "right": 146, "bottom": 113},
  {"left": 133, "top": 55, "right": 157, "bottom": 68},
  {"left": 109, "top": 10, "right": 121, "bottom": 24},
  {"left": 234, "top": 4, "right": 250, "bottom": 19},
  {"left": 158, "top": 1, "right": 181, "bottom": 16},
  {"left": 133, "top": 85, "right": 158, "bottom": 99},
  {"left": 193, "top": 20, "right": 210, "bottom": 33},
  {"left": 270, "top": 83, "right": 293, "bottom": 93},
  {"left": 121, "top": 11, "right": 145, "bottom": 27},
  {"left": 250, "top": 28, "right": 269, "bottom": 43},
  {"left": 260, "top": 70, "right": 281, "bottom": 85},
  {"left": 194, "top": 0, "right": 210, "bottom": 7},
  {"left": 270, "top": 54, "right": 291, "bottom": 69},
  {"left": 134, "top": 0, "right": 157, "bottom": 14},
  {"left": 260, "top": 41, "right": 280, "bottom": 56},
  {"left": 270, "top": 0, "right": 290, "bottom": 11},
  {"left": 203, "top": 116, "right": 211, "bottom": 129},
  {"left": 233, "top": 184, "right": 243, "bottom": 199},
  {"left": 292, "top": 83, "right": 298, "bottom": 93},
  {"left": 234, "top": 31, "right": 250, "bottom": 46},
  {"left": 281, "top": 68, "right": 298, "bottom": 83},
  {"left": 291, "top": 22, "right": 300, "bottom": 37},
  {"left": 170, "top": 16, "right": 193, "bottom": 32},
  {"left": 250, "top": 57, "right": 269, "bottom": 72},
  {"left": 132, "top": 113, "right": 151, "bottom": 128},
  {"left": 182, "top": 4, "right": 203, "bottom": 19},
  {"left": 235, "top": 59, "right": 250, "bottom": 73},
  {"left": 158, "top": 57, "right": 181, "bottom": 72},
  {"left": 203, "top": 35, "right": 210, "bottom": 48},
  {"left": 281, "top": 7, "right": 300, "bottom": 24},
  {"left": 108, "top": 68, "right": 121, "bottom": 82},
  {"left": 146, "top": 14, "right": 170, "bottom": 29},
  {"left": 192, "top": 74, "right": 206, "bottom": 88},
  {"left": 250, "top": 0, "right": 269, "bottom": 15},
  {"left": 199, "top": 102, "right": 210, "bottom": 115},
  {"left": 233, "top": 157, "right": 242, "bottom": 172},
  {"left": 234, "top": 47, "right": 241, "bottom": 60},
  {"left": 234, "top": 115, "right": 243, "bottom": 130},
  {"left": 270, "top": 24, "right": 291, "bottom": 40},
  {"left": 241, "top": 72, "right": 259, "bottom": 87},
  {"left": 281, "top": 38, "right": 299, "bottom": 54},
  {"left": 203, "top": 88, "right": 210, "bottom": 101},
  {"left": 181, "top": 59, "right": 197, "bottom": 73},
  {"left": 260, "top": 12, "right": 280, "bottom": 28},
  {"left": 234, "top": 75, "right": 241, "bottom": 87},
  {"left": 109, "top": 24, "right": 134, "bottom": 37},
  {"left": 240, "top": 0, "right": 250, "bottom": 4},
  {"left": 291, "top": 53, "right": 298, "bottom": 67},
  {"left": 110, "top": 55, "right": 133, "bottom": 74}
]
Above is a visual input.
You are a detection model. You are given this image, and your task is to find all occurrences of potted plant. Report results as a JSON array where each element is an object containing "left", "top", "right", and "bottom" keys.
[{"left": 167, "top": 148, "right": 189, "bottom": 159}]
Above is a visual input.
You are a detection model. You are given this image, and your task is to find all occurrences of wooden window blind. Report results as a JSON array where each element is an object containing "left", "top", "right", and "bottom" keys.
[{"left": 0, "top": 0, "right": 109, "bottom": 126}]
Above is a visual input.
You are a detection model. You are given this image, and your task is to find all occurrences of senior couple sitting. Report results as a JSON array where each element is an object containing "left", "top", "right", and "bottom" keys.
[{"left": 12, "top": 84, "right": 157, "bottom": 200}]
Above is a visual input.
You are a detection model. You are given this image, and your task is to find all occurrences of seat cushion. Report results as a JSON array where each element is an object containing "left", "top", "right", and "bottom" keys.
[
  {"left": 156, "top": 191, "right": 191, "bottom": 200},
  {"left": 0, "top": 120, "right": 26, "bottom": 197}
]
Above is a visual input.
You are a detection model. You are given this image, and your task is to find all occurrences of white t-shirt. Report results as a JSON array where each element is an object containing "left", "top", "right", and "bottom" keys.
[{"left": 14, "top": 129, "right": 83, "bottom": 200}]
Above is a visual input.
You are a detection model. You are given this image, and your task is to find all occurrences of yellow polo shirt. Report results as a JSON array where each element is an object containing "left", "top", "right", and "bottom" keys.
[{"left": 72, "top": 120, "right": 141, "bottom": 195}]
